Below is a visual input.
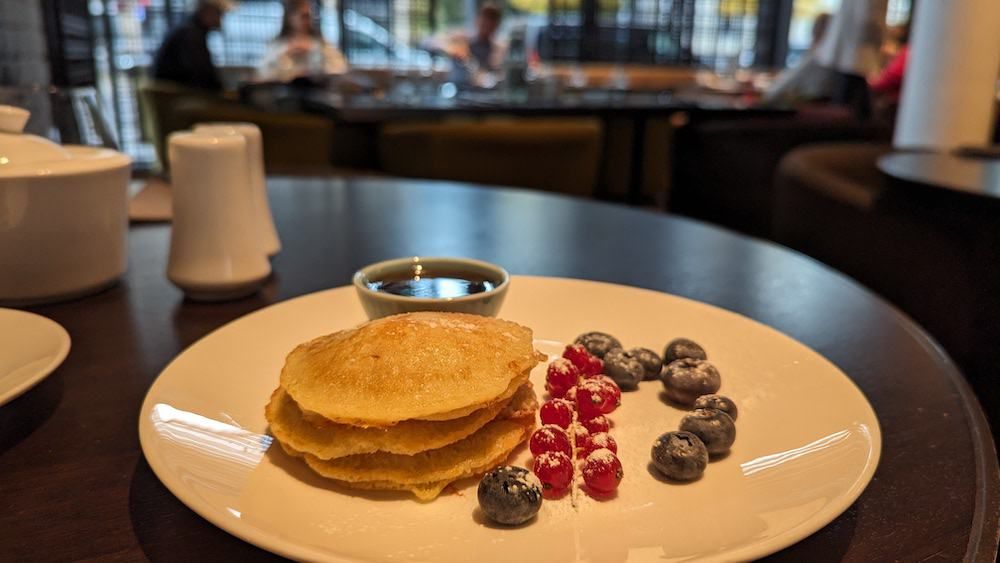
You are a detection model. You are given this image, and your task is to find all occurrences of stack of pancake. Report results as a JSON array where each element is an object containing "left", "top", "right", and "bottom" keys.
[{"left": 265, "top": 311, "right": 542, "bottom": 501}]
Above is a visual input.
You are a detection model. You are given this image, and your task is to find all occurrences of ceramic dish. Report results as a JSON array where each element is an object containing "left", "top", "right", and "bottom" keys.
[
  {"left": 0, "top": 308, "right": 71, "bottom": 405},
  {"left": 0, "top": 105, "right": 131, "bottom": 305},
  {"left": 353, "top": 256, "right": 509, "bottom": 319},
  {"left": 138, "top": 276, "right": 880, "bottom": 562}
]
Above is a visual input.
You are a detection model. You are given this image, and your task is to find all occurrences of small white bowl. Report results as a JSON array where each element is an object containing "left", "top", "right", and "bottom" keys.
[{"left": 353, "top": 256, "right": 509, "bottom": 320}]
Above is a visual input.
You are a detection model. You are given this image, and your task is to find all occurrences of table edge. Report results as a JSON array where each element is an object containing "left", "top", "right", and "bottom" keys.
[
  {"left": 877, "top": 153, "right": 1000, "bottom": 202},
  {"left": 880, "top": 294, "right": 1000, "bottom": 561}
]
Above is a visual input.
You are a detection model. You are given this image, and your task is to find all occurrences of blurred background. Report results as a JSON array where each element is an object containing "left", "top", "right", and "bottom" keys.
[{"left": 0, "top": 0, "right": 911, "bottom": 169}]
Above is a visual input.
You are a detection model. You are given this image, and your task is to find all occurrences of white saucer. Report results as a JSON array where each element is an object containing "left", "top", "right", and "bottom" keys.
[
  {"left": 139, "top": 276, "right": 880, "bottom": 562},
  {"left": 0, "top": 308, "right": 71, "bottom": 406}
]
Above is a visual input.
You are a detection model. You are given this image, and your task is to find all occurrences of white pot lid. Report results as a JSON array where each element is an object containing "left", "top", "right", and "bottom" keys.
[{"left": 0, "top": 105, "right": 72, "bottom": 167}]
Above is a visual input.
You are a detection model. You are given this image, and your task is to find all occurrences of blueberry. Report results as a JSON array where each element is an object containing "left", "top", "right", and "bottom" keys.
[
  {"left": 629, "top": 347, "right": 662, "bottom": 380},
  {"left": 651, "top": 431, "right": 708, "bottom": 481},
  {"left": 693, "top": 394, "right": 738, "bottom": 421},
  {"left": 663, "top": 338, "right": 707, "bottom": 364},
  {"left": 660, "top": 358, "right": 721, "bottom": 405},
  {"left": 574, "top": 332, "right": 622, "bottom": 359},
  {"left": 679, "top": 409, "right": 736, "bottom": 455},
  {"left": 603, "top": 348, "right": 644, "bottom": 391},
  {"left": 477, "top": 466, "right": 543, "bottom": 525}
]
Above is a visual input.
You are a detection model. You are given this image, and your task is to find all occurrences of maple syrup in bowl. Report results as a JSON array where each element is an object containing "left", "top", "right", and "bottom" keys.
[{"left": 353, "top": 257, "right": 509, "bottom": 319}]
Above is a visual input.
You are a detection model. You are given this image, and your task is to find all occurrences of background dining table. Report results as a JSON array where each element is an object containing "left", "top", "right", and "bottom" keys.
[
  {"left": 1, "top": 176, "right": 997, "bottom": 561},
  {"left": 240, "top": 81, "right": 791, "bottom": 204},
  {"left": 877, "top": 150, "right": 1000, "bottom": 201}
]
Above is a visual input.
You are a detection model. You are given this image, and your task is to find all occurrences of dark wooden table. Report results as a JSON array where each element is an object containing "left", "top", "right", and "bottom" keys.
[
  {"left": 1, "top": 177, "right": 997, "bottom": 562},
  {"left": 878, "top": 151, "right": 1000, "bottom": 200}
]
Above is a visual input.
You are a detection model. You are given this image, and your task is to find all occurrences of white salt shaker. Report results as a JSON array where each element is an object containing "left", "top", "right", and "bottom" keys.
[
  {"left": 166, "top": 131, "right": 271, "bottom": 301},
  {"left": 193, "top": 122, "right": 281, "bottom": 256}
]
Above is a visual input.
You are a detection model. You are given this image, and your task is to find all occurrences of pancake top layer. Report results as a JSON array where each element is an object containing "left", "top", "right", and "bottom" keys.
[{"left": 280, "top": 312, "right": 542, "bottom": 427}]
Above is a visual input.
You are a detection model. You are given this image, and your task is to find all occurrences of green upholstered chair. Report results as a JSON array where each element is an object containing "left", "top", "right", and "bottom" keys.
[
  {"left": 171, "top": 97, "right": 337, "bottom": 175},
  {"left": 138, "top": 80, "right": 343, "bottom": 175},
  {"left": 378, "top": 118, "right": 603, "bottom": 198}
]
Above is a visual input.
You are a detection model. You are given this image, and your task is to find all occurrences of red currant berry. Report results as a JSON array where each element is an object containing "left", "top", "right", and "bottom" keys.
[
  {"left": 576, "top": 379, "right": 619, "bottom": 418},
  {"left": 582, "top": 449, "right": 623, "bottom": 495},
  {"left": 532, "top": 451, "right": 573, "bottom": 497},
  {"left": 567, "top": 347, "right": 605, "bottom": 377},
  {"left": 582, "top": 373, "right": 622, "bottom": 395},
  {"left": 578, "top": 432, "right": 618, "bottom": 459},
  {"left": 529, "top": 425, "right": 572, "bottom": 457},
  {"left": 582, "top": 375, "right": 622, "bottom": 402},
  {"left": 562, "top": 344, "right": 593, "bottom": 370},
  {"left": 579, "top": 354, "right": 604, "bottom": 377},
  {"left": 545, "top": 358, "right": 580, "bottom": 398},
  {"left": 571, "top": 422, "right": 590, "bottom": 446},
  {"left": 583, "top": 372, "right": 616, "bottom": 385},
  {"left": 580, "top": 414, "right": 611, "bottom": 434},
  {"left": 539, "top": 399, "right": 575, "bottom": 429}
]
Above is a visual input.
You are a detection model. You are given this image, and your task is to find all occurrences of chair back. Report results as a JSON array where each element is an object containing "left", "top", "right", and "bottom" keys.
[{"left": 379, "top": 118, "right": 603, "bottom": 197}]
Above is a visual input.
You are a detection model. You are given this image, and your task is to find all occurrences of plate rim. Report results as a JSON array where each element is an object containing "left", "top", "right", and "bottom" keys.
[
  {"left": 138, "top": 275, "right": 882, "bottom": 562},
  {"left": 0, "top": 308, "right": 71, "bottom": 406}
]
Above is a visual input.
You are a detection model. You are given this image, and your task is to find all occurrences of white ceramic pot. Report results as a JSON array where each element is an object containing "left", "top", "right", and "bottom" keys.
[{"left": 0, "top": 105, "right": 132, "bottom": 305}]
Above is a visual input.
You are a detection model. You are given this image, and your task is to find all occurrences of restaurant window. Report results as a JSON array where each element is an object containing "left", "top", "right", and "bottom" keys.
[
  {"left": 88, "top": 0, "right": 442, "bottom": 167},
  {"left": 540, "top": 0, "right": 782, "bottom": 67},
  {"left": 341, "top": 0, "right": 434, "bottom": 66},
  {"left": 786, "top": 0, "right": 911, "bottom": 64},
  {"left": 88, "top": 0, "right": 348, "bottom": 166},
  {"left": 85, "top": 0, "right": 912, "bottom": 167}
]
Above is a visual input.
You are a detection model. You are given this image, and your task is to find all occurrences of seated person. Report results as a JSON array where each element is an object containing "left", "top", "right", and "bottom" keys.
[
  {"left": 868, "top": 23, "right": 910, "bottom": 119},
  {"left": 423, "top": 3, "right": 505, "bottom": 84},
  {"left": 256, "top": 0, "right": 347, "bottom": 82},
  {"left": 812, "top": 0, "right": 887, "bottom": 119},
  {"left": 153, "top": 0, "right": 232, "bottom": 92},
  {"left": 761, "top": 13, "right": 835, "bottom": 106}
]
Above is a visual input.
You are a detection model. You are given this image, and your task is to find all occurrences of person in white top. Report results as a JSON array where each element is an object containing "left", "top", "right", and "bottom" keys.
[
  {"left": 256, "top": 0, "right": 347, "bottom": 82},
  {"left": 813, "top": 0, "right": 888, "bottom": 118},
  {"left": 761, "top": 13, "right": 836, "bottom": 106}
]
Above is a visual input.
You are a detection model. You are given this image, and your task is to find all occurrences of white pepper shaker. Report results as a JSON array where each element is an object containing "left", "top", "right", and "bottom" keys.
[
  {"left": 166, "top": 131, "right": 270, "bottom": 301},
  {"left": 194, "top": 122, "right": 281, "bottom": 256}
]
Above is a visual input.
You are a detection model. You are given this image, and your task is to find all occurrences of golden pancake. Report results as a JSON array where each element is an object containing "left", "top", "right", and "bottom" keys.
[
  {"left": 278, "top": 441, "right": 469, "bottom": 501},
  {"left": 265, "top": 382, "right": 538, "bottom": 460},
  {"left": 283, "top": 415, "right": 534, "bottom": 501},
  {"left": 296, "top": 368, "right": 531, "bottom": 427},
  {"left": 280, "top": 312, "right": 544, "bottom": 427}
]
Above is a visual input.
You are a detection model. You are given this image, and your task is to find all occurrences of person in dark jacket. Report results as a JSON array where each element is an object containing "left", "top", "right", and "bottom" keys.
[{"left": 152, "top": 0, "right": 233, "bottom": 91}]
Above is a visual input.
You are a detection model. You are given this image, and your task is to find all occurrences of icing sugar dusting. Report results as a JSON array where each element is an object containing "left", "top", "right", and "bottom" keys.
[
  {"left": 590, "top": 433, "right": 613, "bottom": 448},
  {"left": 549, "top": 358, "right": 575, "bottom": 375},
  {"left": 522, "top": 471, "right": 543, "bottom": 490},
  {"left": 587, "top": 448, "right": 617, "bottom": 464}
]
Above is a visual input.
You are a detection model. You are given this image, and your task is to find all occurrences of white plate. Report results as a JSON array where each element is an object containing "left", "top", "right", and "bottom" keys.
[
  {"left": 0, "top": 308, "right": 71, "bottom": 406},
  {"left": 139, "top": 277, "right": 881, "bottom": 562}
]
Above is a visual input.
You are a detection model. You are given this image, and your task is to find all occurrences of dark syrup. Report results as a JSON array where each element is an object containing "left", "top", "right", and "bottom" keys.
[{"left": 367, "top": 270, "right": 498, "bottom": 298}]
